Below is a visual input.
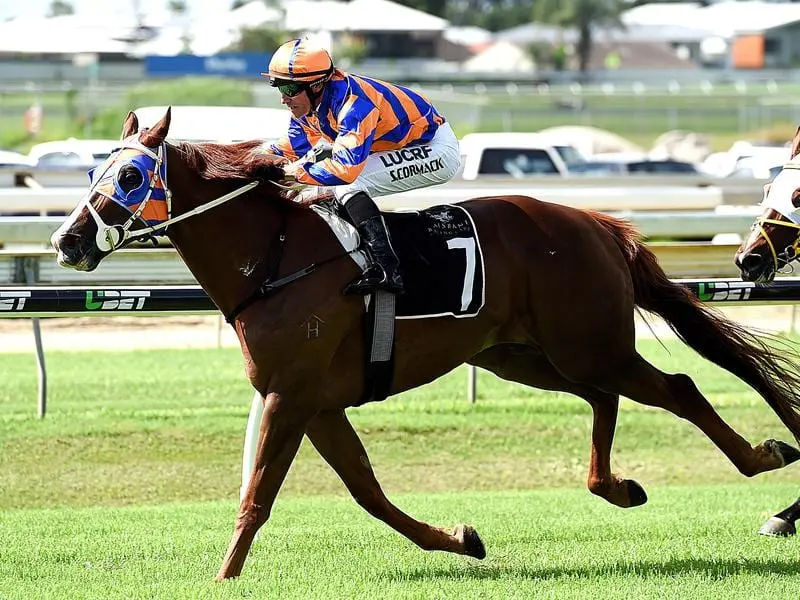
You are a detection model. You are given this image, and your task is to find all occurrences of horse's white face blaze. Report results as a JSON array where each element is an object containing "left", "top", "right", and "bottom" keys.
[
  {"left": 762, "top": 162, "right": 800, "bottom": 223},
  {"left": 51, "top": 135, "right": 169, "bottom": 272},
  {"left": 736, "top": 153, "right": 800, "bottom": 283}
]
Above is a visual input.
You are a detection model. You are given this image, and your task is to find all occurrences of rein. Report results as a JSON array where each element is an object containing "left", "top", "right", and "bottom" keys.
[
  {"left": 80, "top": 137, "right": 356, "bottom": 323},
  {"left": 81, "top": 139, "right": 261, "bottom": 251},
  {"left": 754, "top": 167, "right": 800, "bottom": 274},
  {"left": 753, "top": 216, "right": 800, "bottom": 274},
  {"left": 223, "top": 208, "right": 354, "bottom": 324}
]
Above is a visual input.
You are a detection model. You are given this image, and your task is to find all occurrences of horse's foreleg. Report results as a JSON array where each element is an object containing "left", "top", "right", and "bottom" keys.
[
  {"left": 759, "top": 497, "right": 800, "bottom": 536},
  {"left": 305, "top": 409, "right": 486, "bottom": 559},
  {"left": 216, "top": 392, "right": 314, "bottom": 581}
]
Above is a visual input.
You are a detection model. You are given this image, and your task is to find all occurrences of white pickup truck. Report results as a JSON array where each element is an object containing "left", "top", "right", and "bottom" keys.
[{"left": 457, "top": 132, "right": 585, "bottom": 180}]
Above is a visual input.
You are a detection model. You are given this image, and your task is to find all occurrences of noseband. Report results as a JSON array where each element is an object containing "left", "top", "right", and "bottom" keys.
[
  {"left": 79, "top": 136, "right": 259, "bottom": 252},
  {"left": 752, "top": 213, "right": 800, "bottom": 274}
]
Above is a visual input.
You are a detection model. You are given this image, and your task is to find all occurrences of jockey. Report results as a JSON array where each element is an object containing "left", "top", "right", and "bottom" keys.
[{"left": 262, "top": 37, "right": 461, "bottom": 295}]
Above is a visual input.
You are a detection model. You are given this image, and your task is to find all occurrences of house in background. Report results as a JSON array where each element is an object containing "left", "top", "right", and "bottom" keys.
[
  {"left": 0, "top": 0, "right": 798, "bottom": 87},
  {"left": 492, "top": 1, "right": 800, "bottom": 71},
  {"left": 0, "top": 0, "right": 450, "bottom": 61},
  {"left": 140, "top": 0, "right": 450, "bottom": 61},
  {"left": 621, "top": 1, "right": 800, "bottom": 68}
]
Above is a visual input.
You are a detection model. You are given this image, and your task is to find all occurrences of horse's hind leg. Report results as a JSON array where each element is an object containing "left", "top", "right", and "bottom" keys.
[
  {"left": 599, "top": 354, "right": 800, "bottom": 477},
  {"left": 305, "top": 409, "right": 486, "bottom": 559},
  {"left": 470, "top": 345, "right": 646, "bottom": 508}
]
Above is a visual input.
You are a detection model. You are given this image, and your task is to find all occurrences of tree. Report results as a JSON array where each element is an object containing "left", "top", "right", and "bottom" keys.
[
  {"left": 166, "top": 0, "right": 191, "bottom": 53},
  {"left": 47, "top": 0, "right": 74, "bottom": 16},
  {"left": 167, "top": 0, "right": 187, "bottom": 12},
  {"left": 452, "top": 0, "right": 537, "bottom": 31},
  {"left": 335, "top": 35, "right": 368, "bottom": 68},
  {"left": 532, "top": 0, "right": 626, "bottom": 73},
  {"left": 223, "top": 25, "right": 288, "bottom": 53},
  {"left": 390, "top": 0, "right": 448, "bottom": 18},
  {"left": 629, "top": 0, "right": 713, "bottom": 5}
]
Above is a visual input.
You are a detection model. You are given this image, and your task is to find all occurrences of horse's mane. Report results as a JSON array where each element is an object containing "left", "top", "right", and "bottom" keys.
[{"left": 172, "top": 139, "right": 286, "bottom": 184}]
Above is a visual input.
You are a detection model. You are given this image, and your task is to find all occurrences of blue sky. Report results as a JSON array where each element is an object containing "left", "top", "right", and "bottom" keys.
[{"left": 0, "top": 0, "right": 232, "bottom": 20}]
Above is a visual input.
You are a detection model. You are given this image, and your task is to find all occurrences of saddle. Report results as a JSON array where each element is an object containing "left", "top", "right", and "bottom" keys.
[
  {"left": 311, "top": 199, "right": 486, "bottom": 404},
  {"left": 317, "top": 200, "right": 485, "bottom": 319}
]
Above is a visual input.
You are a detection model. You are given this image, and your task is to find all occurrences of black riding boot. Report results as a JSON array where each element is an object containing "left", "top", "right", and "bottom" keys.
[{"left": 342, "top": 191, "right": 404, "bottom": 295}]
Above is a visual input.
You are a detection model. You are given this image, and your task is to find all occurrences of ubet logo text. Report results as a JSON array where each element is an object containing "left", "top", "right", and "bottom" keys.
[
  {"left": 85, "top": 290, "right": 150, "bottom": 310},
  {"left": 0, "top": 291, "right": 31, "bottom": 311},
  {"left": 696, "top": 281, "right": 753, "bottom": 302}
]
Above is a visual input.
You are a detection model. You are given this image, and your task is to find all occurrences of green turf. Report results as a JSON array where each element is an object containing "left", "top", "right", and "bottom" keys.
[
  {"left": 1, "top": 339, "right": 800, "bottom": 597},
  {"left": 2, "top": 486, "right": 800, "bottom": 599}
]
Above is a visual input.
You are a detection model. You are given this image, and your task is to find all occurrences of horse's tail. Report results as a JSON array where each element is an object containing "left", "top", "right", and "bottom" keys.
[{"left": 591, "top": 210, "right": 800, "bottom": 442}]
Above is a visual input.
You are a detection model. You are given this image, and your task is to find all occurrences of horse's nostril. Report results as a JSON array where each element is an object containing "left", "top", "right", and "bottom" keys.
[
  {"left": 740, "top": 253, "right": 762, "bottom": 272},
  {"left": 54, "top": 233, "right": 83, "bottom": 261}
]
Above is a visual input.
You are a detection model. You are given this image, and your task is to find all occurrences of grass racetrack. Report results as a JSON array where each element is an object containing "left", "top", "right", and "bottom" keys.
[{"left": 2, "top": 338, "right": 800, "bottom": 599}]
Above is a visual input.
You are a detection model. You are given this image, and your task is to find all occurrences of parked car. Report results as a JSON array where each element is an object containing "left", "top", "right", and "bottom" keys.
[
  {"left": 27, "top": 138, "right": 120, "bottom": 169},
  {"left": 700, "top": 141, "right": 789, "bottom": 178},
  {"left": 570, "top": 158, "right": 701, "bottom": 176},
  {"left": 457, "top": 132, "right": 585, "bottom": 179},
  {"left": 723, "top": 155, "right": 783, "bottom": 180},
  {"left": 0, "top": 148, "right": 34, "bottom": 168}
]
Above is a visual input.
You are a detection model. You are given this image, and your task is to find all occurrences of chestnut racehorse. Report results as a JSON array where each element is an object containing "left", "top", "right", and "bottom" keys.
[
  {"left": 52, "top": 108, "right": 800, "bottom": 581},
  {"left": 735, "top": 127, "right": 800, "bottom": 284},
  {"left": 734, "top": 126, "right": 800, "bottom": 538}
]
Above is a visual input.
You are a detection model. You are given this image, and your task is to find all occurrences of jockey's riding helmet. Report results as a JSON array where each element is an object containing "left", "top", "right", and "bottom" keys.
[{"left": 264, "top": 38, "right": 334, "bottom": 91}]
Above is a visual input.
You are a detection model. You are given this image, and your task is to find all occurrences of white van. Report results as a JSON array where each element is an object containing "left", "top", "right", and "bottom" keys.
[
  {"left": 133, "top": 105, "right": 291, "bottom": 144},
  {"left": 457, "top": 132, "right": 584, "bottom": 180},
  {"left": 27, "top": 138, "right": 120, "bottom": 169}
]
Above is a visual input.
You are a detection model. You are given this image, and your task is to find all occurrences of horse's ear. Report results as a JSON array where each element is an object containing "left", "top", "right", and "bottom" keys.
[
  {"left": 791, "top": 126, "right": 800, "bottom": 160},
  {"left": 121, "top": 111, "right": 139, "bottom": 140},
  {"left": 140, "top": 107, "right": 172, "bottom": 146}
]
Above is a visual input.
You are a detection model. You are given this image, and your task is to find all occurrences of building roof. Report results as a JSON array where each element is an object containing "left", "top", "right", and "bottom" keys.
[
  {"left": 282, "top": 0, "right": 447, "bottom": 33},
  {"left": 0, "top": 14, "right": 133, "bottom": 53},
  {"left": 497, "top": 1, "right": 800, "bottom": 48},
  {"left": 443, "top": 26, "right": 493, "bottom": 48},
  {"left": 625, "top": 1, "right": 800, "bottom": 36},
  {"left": 462, "top": 41, "right": 534, "bottom": 72},
  {"left": 700, "top": 1, "right": 800, "bottom": 35},
  {"left": 621, "top": 3, "right": 705, "bottom": 27},
  {"left": 0, "top": 0, "right": 447, "bottom": 56}
]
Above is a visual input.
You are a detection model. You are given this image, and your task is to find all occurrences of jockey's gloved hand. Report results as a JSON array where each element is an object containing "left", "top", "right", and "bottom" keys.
[
  {"left": 293, "top": 142, "right": 332, "bottom": 167},
  {"left": 281, "top": 161, "right": 300, "bottom": 182},
  {"left": 310, "top": 141, "right": 333, "bottom": 162}
]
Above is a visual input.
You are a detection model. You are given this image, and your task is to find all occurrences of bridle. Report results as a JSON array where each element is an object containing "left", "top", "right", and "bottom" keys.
[
  {"left": 752, "top": 214, "right": 800, "bottom": 275},
  {"left": 78, "top": 135, "right": 258, "bottom": 252},
  {"left": 751, "top": 164, "right": 800, "bottom": 275},
  {"left": 72, "top": 133, "right": 354, "bottom": 323}
]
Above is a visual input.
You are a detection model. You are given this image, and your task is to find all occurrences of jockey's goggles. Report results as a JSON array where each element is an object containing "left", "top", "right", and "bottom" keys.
[{"left": 271, "top": 79, "right": 305, "bottom": 98}]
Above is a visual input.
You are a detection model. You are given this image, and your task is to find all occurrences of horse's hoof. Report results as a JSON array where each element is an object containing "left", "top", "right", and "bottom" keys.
[
  {"left": 626, "top": 479, "right": 648, "bottom": 507},
  {"left": 773, "top": 440, "right": 800, "bottom": 466},
  {"left": 457, "top": 524, "right": 486, "bottom": 559},
  {"left": 758, "top": 516, "right": 796, "bottom": 537}
]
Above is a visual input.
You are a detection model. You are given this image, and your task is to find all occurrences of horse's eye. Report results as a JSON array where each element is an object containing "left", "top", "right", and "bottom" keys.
[{"left": 118, "top": 166, "right": 143, "bottom": 192}]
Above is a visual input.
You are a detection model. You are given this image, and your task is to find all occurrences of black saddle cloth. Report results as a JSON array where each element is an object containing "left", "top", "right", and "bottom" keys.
[{"left": 380, "top": 204, "right": 485, "bottom": 319}]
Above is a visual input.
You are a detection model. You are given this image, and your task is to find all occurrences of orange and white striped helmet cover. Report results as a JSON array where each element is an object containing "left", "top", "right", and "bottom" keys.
[{"left": 263, "top": 38, "right": 334, "bottom": 83}]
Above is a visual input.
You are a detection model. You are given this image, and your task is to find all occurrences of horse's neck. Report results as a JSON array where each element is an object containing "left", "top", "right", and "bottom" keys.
[{"left": 167, "top": 194, "right": 343, "bottom": 319}]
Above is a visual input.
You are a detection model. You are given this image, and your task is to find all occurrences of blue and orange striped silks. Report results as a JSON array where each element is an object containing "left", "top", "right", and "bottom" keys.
[{"left": 268, "top": 70, "right": 445, "bottom": 186}]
